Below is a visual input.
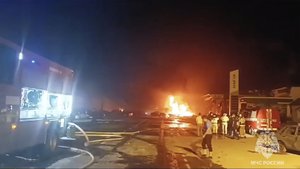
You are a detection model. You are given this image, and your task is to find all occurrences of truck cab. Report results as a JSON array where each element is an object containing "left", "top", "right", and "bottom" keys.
[{"left": 0, "top": 37, "right": 74, "bottom": 155}]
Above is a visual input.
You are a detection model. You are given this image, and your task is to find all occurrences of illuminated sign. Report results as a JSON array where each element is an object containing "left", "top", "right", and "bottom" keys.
[
  {"left": 229, "top": 70, "right": 239, "bottom": 114},
  {"left": 229, "top": 69, "right": 239, "bottom": 95}
]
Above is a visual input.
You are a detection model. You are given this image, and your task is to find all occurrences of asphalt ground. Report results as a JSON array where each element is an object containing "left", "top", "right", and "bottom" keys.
[
  {"left": 0, "top": 116, "right": 156, "bottom": 169},
  {"left": 0, "top": 116, "right": 210, "bottom": 169},
  {"left": 72, "top": 116, "right": 218, "bottom": 169},
  {"left": 0, "top": 146, "right": 79, "bottom": 168}
]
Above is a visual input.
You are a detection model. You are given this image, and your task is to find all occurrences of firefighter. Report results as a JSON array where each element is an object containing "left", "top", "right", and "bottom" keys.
[
  {"left": 228, "top": 113, "right": 237, "bottom": 138},
  {"left": 201, "top": 115, "right": 213, "bottom": 158},
  {"left": 227, "top": 114, "right": 233, "bottom": 136},
  {"left": 196, "top": 113, "right": 203, "bottom": 136},
  {"left": 221, "top": 113, "right": 229, "bottom": 135},
  {"left": 239, "top": 114, "right": 246, "bottom": 138},
  {"left": 232, "top": 114, "right": 240, "bottom": 139},
  {"left": 211, "top": 114, "right": 219, "bottom": 134},
  {"left": 218, "top": 115, "right": 222, "bottom": 133}
]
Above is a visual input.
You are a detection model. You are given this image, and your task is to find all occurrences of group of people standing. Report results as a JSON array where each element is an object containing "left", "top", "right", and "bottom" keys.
[
  {"left": 195, "top": 112, "right": 246, "bottom": 158},
  {"left": 196, "top": 112, "right": 246, "bottom": 138}
]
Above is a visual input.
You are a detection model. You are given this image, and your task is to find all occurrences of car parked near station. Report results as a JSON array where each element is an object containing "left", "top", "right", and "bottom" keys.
[
  {"left": 70, "top": 109, "right": 93, "bottom": 123},
  {"left": 276, "top": 122, "right": 300, "bottom": 153}
]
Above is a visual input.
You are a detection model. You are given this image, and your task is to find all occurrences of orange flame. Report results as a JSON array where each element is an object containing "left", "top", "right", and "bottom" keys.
[{"left": 167, "top": 95, "right": 194, "bottom": 117}]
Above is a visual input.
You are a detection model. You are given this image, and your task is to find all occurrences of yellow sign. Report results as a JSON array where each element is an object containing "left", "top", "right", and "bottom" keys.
[
  {"left": 230, "top": 70, "right": 239, "bottom": 95},
  {"left": 229, "top": 70, "right": 239, "bottom": 114}
]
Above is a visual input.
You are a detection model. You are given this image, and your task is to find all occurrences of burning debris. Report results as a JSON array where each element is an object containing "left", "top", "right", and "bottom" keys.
[{"left": 166, "top": 95, "right": 194, "bottom": 117}]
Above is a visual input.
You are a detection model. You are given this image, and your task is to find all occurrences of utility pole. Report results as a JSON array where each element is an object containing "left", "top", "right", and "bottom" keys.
[{"left": 159, "top": 118, "right": 166, "bottom": 167}]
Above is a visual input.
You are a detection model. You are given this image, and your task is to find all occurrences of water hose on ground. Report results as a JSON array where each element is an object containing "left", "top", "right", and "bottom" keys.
[
  {"left": 58, "top": 145, "right": 94, "bottom": 169},
  {"left": 67, "top": 122, "right": 90, "bottom": 146}
]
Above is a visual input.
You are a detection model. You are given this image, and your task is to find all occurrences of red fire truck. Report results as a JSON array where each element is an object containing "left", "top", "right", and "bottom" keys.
[
  {"left": 244, "top": 108, "right": 281, "bottom": 135},
  {"left": 0, "top": 37, "right": 74, "bottom": 155},
  {"left": 239, "top": 96, "right": 292, "bottom": 135}
]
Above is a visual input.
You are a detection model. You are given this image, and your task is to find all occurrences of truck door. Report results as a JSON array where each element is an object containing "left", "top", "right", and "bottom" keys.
[
  {"left": 15, "top": 88, "right": 48, "bottom": 151},
  {"left": 0, "top": 108, "right": 18, "bottom": 154},
  {"left": 257, "top": 109, "right": 267, "bottom": 130},
  {"left": 266, "top": 109, "right": 272, "bottom": 130},
  {"left": 271, "top": 109, "right": 281, "bottom": 130},
  {"left": 266, "top": 108, "right": 280, "bottom": 130}
]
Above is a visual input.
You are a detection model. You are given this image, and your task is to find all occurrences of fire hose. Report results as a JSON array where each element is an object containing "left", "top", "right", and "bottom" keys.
[
  {"left": 63, "top": 122, "right": 142, "bottom": 168},
  {"left": 67, "top": 122, "right": 90, "bottom": 146},
  {"left": 57, "top": 145, "right": 94, "bottom": 169},
  {"left": 67, "top": 122, "right": 139, "bottom": 146}
]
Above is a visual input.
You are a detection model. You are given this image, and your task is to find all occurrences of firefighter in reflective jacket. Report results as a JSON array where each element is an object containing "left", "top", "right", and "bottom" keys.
[
  {"left": 239, "top": 114, "right": 246, "bottom": 138},
  {"left": 211, "top": 114, "right": 219, "bottom": 134},
  {"left": 221, "top": 113, "right": 229, "bottom": 135}
]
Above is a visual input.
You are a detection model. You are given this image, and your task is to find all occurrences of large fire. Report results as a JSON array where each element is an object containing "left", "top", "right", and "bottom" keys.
[{"left": 166, "top": 95, "right": 194, "bottom": 117}]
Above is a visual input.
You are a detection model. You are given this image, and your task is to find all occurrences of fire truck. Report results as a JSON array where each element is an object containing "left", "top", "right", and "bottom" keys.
[
  {"left": 0, "top": 37, "right": 74, "bottom": 155},
  {"left": 239, "top": 96, "right": 293, "bottom": 135},
  {"left": 244, "top": 108, "right": 281, "bottom": 135}
]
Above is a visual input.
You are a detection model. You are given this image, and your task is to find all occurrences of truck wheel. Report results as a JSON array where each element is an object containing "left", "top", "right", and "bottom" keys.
[
  {"left": 45, "top": 131, "right": 58, "bottom": 153},
  {"left": 278, "top": 141, "right": 287, "bottom": 154},
  {"left": 39, "top": 131, "right": 58, "bottom": 159},
  {"left": 249, "top": 127, "right": 256, "bottom": 135}
]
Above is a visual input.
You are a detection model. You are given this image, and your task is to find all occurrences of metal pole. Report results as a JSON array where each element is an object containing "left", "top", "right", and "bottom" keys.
[
  {"left": 160, "top": 118, "right": 164, "bottom": 145},
  {"left": 159, "top": 118, "right": 167, "bottom": 167}
]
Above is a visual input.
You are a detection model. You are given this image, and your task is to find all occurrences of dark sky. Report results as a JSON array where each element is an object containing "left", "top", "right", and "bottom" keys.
[{"left": 0, "top": 0, "right": 300, "bottom": 109}]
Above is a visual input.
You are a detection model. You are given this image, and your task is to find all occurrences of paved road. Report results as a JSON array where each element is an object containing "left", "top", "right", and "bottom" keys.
[
  {"left": 80, "top": 116, "right": 300, "bottom": 169},
  {"left": 76, "top": 117, "right": 164, "bottom": 168},
  {"left": 72, "top": 116, "right": 218, "bottom": 168},
  {"left": 0, "top": 146, "right": 81, "bottom": 168},
  {"left": 0, "top": 116, "right": 156, "bottom": 169},
  {"left": 4, "top": 116, "right": 265, "bottom": 169}
]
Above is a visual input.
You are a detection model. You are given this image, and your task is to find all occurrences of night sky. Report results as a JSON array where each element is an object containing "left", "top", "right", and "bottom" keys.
[{"left": 0, "top": 0, "right": 300, "bottom": 109}]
